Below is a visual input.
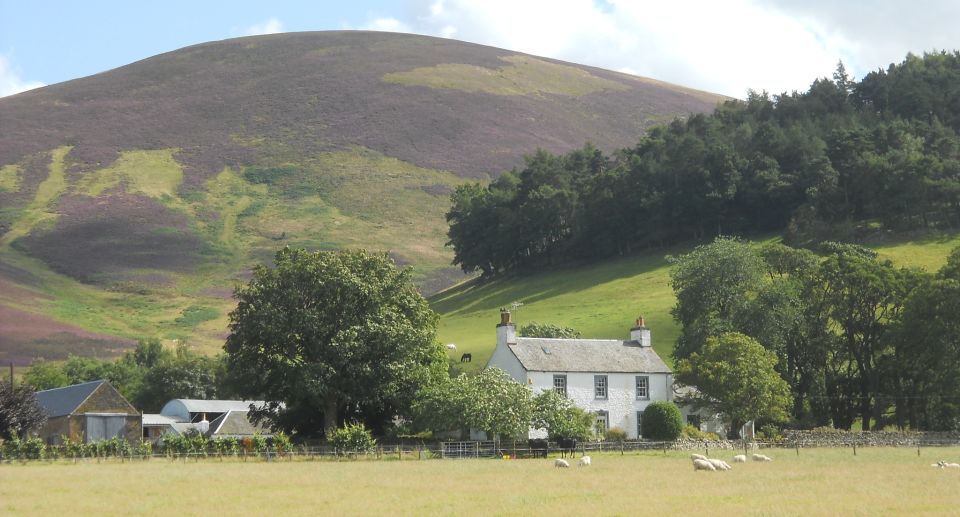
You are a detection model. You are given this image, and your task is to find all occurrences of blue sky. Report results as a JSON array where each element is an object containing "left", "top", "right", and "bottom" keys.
[{"left": 2, "top": 1, "right": 958, "bottom": 98}]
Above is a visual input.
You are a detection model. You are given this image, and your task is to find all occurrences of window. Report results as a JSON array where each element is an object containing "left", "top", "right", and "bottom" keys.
[
  {"left": 637, "top": 411, "right": 643, "bottom": 438},
  {"left": 553, "top": 374, "right": 567, "bottom": 397},
  {"left": 636, "top": 375, "right": 649, "bottom": 400},
  {"left": 595, "top": 411, "right": 608, "bottom": 436},
  {"left": 594, "top": 375, "right": 608, "bottom": 399}
]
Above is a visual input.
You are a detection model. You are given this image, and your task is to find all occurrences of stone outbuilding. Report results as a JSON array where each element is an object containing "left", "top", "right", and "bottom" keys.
[{"left": 34, "top": 380, "right": 141, "bottom": 444}]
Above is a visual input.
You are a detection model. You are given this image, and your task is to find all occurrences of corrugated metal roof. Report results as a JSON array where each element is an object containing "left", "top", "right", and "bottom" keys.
[
  {"left": 508, "top": 338, "right": 671, "bottom": 373},
  {"left": 164, "top": 399, "right": 264, "bottom": 414},
  {"left": 34, "top": 380, "right": 105, "bottom": 418},
  {"left": 143, "top": 413, "right": 185, "bottom": 426}
]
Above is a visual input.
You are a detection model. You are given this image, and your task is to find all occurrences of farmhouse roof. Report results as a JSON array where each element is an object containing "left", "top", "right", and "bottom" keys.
[
  {"left": 34, "top": 380, "right": 106, "bottom": 418},
  {"left": 508, "top": 338, "right": 671, "bottom": 373}
]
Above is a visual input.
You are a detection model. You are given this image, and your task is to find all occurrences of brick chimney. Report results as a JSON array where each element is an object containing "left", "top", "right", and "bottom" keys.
[
  {"left": 497, "top": 308, "right": 516, "bottom": 347},
  {"left": 630, "top": 315, "right": 651, "bottom": 347}
]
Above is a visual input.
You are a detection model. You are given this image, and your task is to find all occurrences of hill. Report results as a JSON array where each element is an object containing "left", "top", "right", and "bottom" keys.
[
  {"left": 0, "top": 31, "right": 725, "bottom": 362},
  {"left": 432, "top": 233, "right": 960, "bottom": 371}
]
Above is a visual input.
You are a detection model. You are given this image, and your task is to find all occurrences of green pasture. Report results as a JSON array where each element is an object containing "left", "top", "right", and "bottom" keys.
[
  {"left": 2, "top": 447, "right": 958, "bottom": 515},
  {"left": 432, "top": 234, "right": 960, "bottom": 370}
]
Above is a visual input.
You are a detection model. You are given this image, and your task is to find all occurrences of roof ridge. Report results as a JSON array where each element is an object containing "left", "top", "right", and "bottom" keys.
[{"left": 34, "top": 379, "right": 105, "bottom": 394}]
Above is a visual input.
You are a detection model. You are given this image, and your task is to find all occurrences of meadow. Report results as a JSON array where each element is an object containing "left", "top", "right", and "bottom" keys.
[
  {"left": 433, "top": 233, "right": 960, "bottom": 371},
  {"left": 1, "top": 447, "right": 957, "bottom": 515}
]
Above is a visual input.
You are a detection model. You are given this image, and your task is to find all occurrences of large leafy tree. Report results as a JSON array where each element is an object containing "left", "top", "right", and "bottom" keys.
[
  {"left": 0, "top": 382, "right": 47, "bottom": 440},
  {"left": 669, "top": 237, "right": 765, "bottom": 360},
  {"left": 518, "top": 322, "right": 581, "bottom": 339},
  {"left": 531, "top": 389, "right": 593, "bottom": 441},
  {"left": 676, "top": 332, "right": 792, "bottom": 438},
  {"left": 225, "top": 247, "right": 446, "bottom": 436}
]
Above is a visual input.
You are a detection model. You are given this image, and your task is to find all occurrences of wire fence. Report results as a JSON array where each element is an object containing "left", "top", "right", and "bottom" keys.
[{"left": 5, "top": 437, "right": 960, "bottom": 465}]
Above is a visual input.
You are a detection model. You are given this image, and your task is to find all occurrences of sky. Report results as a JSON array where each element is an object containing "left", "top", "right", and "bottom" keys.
[{"left": 1, "top": 0, "right": 958, "bottom": 99}]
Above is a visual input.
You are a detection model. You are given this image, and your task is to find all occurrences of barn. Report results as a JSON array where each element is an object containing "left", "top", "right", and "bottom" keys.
[{"left": 34, "top": 380, "right": 141, "bottom": 444}]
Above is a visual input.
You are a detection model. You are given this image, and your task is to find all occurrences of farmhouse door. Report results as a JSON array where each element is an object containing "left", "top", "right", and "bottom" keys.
[{"left": 85, "top": 414, "right": 128, "bottom": 442}]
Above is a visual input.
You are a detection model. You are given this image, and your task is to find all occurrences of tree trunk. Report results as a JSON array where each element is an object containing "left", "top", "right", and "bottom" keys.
[{"left": 324, "top": 394, "right": 339, "bottom": 435}]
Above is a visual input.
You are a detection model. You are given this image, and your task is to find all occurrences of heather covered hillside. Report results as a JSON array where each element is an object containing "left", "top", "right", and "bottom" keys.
[{"left": 0, "top": 31, "right": 724, "bottom": 360}]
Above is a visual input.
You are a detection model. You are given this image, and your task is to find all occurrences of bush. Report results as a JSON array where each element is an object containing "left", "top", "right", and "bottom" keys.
[
  {"left": 329, "top": 422, "right": 376, "bottom": 455},
  {"left": 272, "top": 431, "right": 292, "bottom": 455},
  {"left": 605, "top": 427, "right": 627, "bottom": 443},
  {"left": 681, "top": 424, "right": 719, "bottom": 441},
  {"left": 641, "top": 401, "right": 684, "bottom": 441},
  {"left": 757, "top": 423, "right": 783, "bottom": 442}
]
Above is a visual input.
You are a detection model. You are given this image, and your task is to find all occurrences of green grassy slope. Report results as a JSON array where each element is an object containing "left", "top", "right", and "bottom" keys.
[
  {"left": 0, "top": 31, "right": 726, "bottom": 362},
  {"left": 432, "top": 234, "right": 960, "bottom": 371}
]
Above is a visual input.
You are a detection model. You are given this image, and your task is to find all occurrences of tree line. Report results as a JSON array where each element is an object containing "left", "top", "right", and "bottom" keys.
[
  {"left": 20, "top": 338, "right": 233, "bottom": 413},
  {"left": 447, "top": 52, "right": 960, "bottom": 276},
  {"left": 670, "top": 237, "right": 960, "bottom": 432}
]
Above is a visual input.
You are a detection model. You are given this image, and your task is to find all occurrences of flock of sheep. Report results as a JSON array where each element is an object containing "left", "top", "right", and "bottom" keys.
[
  {"left": 931, "top": 460, "right": 960, "bottom": 469},
  {"left": 552, "top": 453, "right": 774, "bottom": 470},
  {"left": 554, "top": 456, "right": 591, "bottom": 468},
  {"left": 691, "top": 452, "right": 772, "bottom": 471}
]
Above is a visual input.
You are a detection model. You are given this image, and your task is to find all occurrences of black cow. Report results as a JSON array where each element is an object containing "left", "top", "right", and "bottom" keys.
[{"left": 460, "top": 353, "right": 472, "bottom": 363}]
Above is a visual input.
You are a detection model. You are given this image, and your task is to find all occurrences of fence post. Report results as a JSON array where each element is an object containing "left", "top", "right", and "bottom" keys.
[
  {"left": 917, "top": 439, "right": 921, "bottom": 457},
  {"left": 397, "top": 445, "right": 402, "bottom": 461},
  {"left": 852, "top": 442, "right": 857, "bottom": 456},
  {"left": 795, "top": 440, "right": 799, "bottom": 456}
]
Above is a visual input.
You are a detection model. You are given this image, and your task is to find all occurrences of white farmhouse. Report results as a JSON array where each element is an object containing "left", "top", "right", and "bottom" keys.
[{"left": 486, "top": 309, "right": 677, "bottom": 439}]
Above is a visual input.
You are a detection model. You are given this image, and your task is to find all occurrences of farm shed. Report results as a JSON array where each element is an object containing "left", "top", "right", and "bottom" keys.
[
  {"left": 33, "top": 380, "right": 141, "bottom": 444},
  {"left": 142, "top": 398, "right": 272, "bottom": 441}
]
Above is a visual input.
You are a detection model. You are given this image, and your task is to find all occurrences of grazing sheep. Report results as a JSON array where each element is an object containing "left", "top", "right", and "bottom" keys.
[
  {"left": 708, "top": 458, "right": 732, "bottom": 471},
  {"left": 693, "top": 459, "right": 716, "bottom": 471},
  {"left": 445, "top": 343, "right": 456, "bottom": 350},
  {"left": 931, "top": 462, "right": 944, "bottom": 468},
  {"left": 578, "top": 456, "right": 592, "bottom": 467},
  {"left": 554, "top": 459, "right": 570, "bottom": 468},
  {"left": 942, "top": 461, "right": 960, "bottom": 469},
  {"left": 732, "top": 454, "right": 747, "bottom": 463},
  {"left": 690, "top": 453, "right": 708, "bottom": 461},
  {"left": 752, "top": 453, "right": 773, "bottom": 462}
]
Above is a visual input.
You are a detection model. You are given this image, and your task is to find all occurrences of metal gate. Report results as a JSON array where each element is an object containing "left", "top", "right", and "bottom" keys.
[{"left": 441, "top": 441, "right": 497, "bottom": 459}]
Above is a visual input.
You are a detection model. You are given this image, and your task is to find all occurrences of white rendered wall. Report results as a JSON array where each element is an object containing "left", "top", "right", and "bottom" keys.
[{"left": 527, "top": 371, "right": 672, "bottom": 439}]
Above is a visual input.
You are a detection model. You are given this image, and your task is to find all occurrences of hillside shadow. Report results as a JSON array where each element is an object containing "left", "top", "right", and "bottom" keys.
[{"left": 429, "top": 248, "right": 678, "bottom": 315}]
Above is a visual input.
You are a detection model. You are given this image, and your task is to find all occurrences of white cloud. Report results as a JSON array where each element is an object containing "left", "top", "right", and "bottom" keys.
[
  {"left": 0, "top": 54, "right": 45, "bottom": 98},
  {"left": 363, "top": 17, "right": 413, "bottom": 33},
  {"left": 359, "top": 0, "right": 946, "bottom": 98},
  {"left": 243, "top": 17, "right": 285, "bottom": 36}
]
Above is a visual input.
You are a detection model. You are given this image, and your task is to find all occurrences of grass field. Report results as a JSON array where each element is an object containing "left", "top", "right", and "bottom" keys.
[
  {"left": 432, "top": 234, "right": 960, "bottom": 371},
  {"left": 2, "top": 447, "right": 958, "bottom": 515}
]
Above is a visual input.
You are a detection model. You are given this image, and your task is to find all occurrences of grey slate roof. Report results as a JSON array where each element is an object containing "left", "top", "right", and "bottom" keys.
[
  {"left": 209, "top": 410, "right": 273, "bottom": 437},
  {"left": 162, "top": 399, "right": 263, "bottom": 414},
  {"left": 508, "top": 338, "right": 671, "bottom": 373},
  {"left": 34, "top": 380, "right": 105, "bottom": 418}
]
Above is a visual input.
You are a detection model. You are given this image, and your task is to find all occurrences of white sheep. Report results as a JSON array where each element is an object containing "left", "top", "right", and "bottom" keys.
[
  {"left": 693, "top": 458, "right": 716, "bottom": 471},
  {"left": 690, "top": 453, "right": 708, "bottom": 461},
  {"left": 732, "top": 454, "right": 747, "bottom": 463},
  {"left": 752, "top": 453, "right": 773, "bottom": 462},
  {"left": 578, "top": 456, "right": 591, "bottom": 467},
  {"left": 941, "top": 461, "right": 960, "bottom": 469},
  {"left": 445, "top": 343, "right": 457, "bottom": 350},
  {"left": 708, "top": 458, "right": 732, "bottom": 471},
  {"left": 554, "top": 459, "right": 570, "bottom": 468}
]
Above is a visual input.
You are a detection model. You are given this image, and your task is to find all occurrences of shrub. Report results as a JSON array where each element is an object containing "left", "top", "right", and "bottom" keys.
[
  {"left": 605, "top": 427, "right": 628, "bottom": 443},
  {"left": 757, "top": 423, "right": 783, "bottom": 442},
  {"left": 329, "top": 422, "right": 376, "bottom": 455},
  {"left": 641, "top": 401, "right": 684, "bottom": 441},
  {"left": 251, "top": 433, "right": 268, "bottom": 454},
  {"left": 272, "top": 431, "right": 292, "bottom": 456},
  {"left": 681, "top": 424, "right": 719, "bottom": 441}
]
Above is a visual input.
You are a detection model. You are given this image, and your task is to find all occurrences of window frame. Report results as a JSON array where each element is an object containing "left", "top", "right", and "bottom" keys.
[
  {"left": 637, "top": 410, "right": 643, "bottom": 439},
  {"left": 595, "top": 410, "right": 608, "bottom": 436},
  {"left": 635, "top": 375, "right": 650, "bottom": 400},
  {"left": 594, "top": 374, "right": 608, "bottom": 400},
  {"left": 553, "top": 374, "right": 568, "bottom": 398}
]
